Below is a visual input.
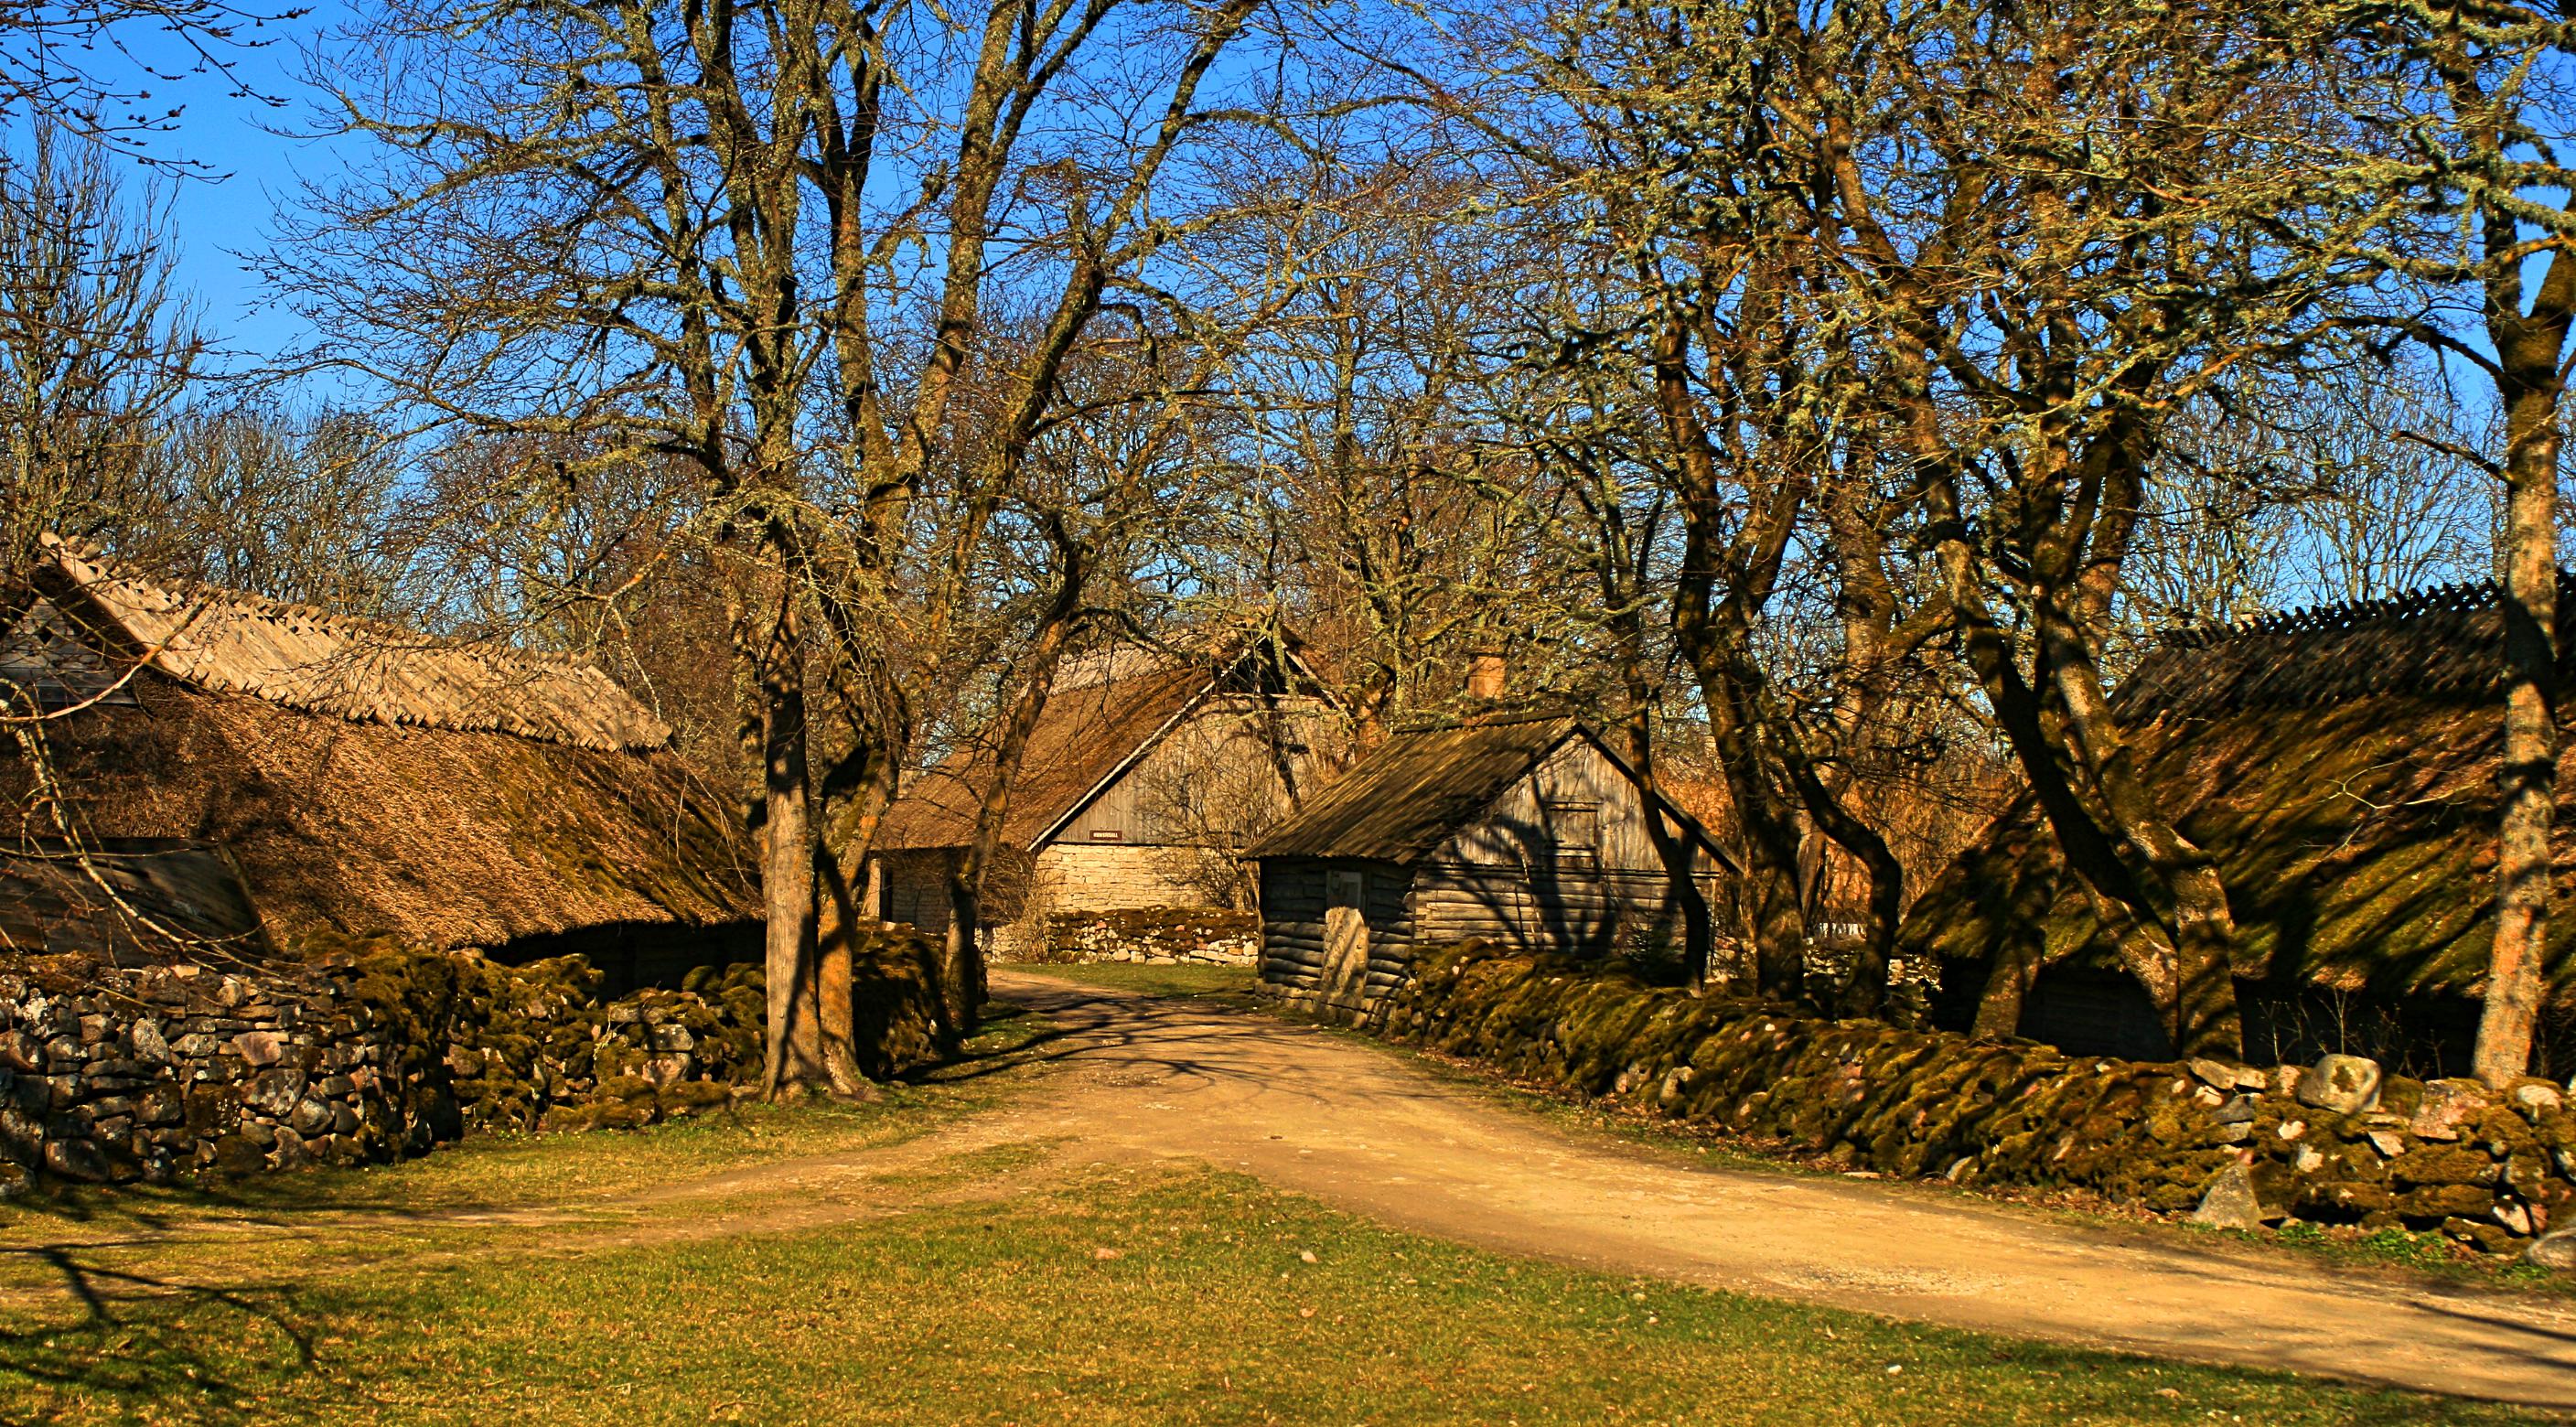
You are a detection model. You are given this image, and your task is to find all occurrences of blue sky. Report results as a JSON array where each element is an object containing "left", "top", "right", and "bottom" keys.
[{"left": 102, "top": 5, "right": 353, "bottom": 366}]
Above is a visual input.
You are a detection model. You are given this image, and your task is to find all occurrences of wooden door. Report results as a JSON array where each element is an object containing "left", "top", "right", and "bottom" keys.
[{"left": 1320, "top": 868, "right": 1370, "bottom": 1008}]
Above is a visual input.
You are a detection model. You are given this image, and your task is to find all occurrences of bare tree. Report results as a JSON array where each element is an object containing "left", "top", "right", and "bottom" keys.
[
  {"left": 281, "top": 0, "right": 1264, "bottom": 1087},
  {"left": 0, "top": 0, "right": 306, "bottom": 167},
  {"left": 0, "top": 129, "right": 205, "bottom": 590},
  {"left": 2323, "top": 0, "right": 2576, "bottom": 1082}
]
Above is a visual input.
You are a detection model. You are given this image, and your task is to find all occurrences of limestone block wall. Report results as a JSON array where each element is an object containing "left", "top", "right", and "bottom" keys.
[
  {"left": 1032, "top": 907, "right": 1260, "bottom": 965},
  {"left": 1029, "top": 842, "right": 1231, "bottom": 915}
]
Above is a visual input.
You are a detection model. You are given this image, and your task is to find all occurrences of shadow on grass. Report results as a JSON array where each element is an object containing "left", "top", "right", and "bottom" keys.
[{"left": 0, "top": 1241, "right": 329, "bottom": 1425}]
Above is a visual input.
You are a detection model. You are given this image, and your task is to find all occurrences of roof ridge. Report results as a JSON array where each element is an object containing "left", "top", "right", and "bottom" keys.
[
  {"left": 41, "top": 533, "right": 607, "bottom": 675},
  {"left": 38, "top": 533, "right": 671, "bottom": 752},
  {"left": 2158, "top": 569, "right": 2570, "bottom": 650}
]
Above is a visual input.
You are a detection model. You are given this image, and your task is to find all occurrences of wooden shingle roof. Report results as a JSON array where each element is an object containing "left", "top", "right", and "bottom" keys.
[
  {"left": 875, "top": 660, "right": 1216, "bottom": 852},
  {"left": 1249, "top": 714, "right": 1585, "bottom": 864},
  {"left": 37, "top": 535, "right": 670, "bottom": 753}
]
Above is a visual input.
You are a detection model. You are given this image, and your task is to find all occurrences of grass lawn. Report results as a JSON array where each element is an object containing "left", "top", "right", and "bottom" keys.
[
  {"left": 0, "top": 990, "right": 2558, "bottom": 1425},
  {"left": 997, "top": 960, "right": 1261, "bottom": 1003}
]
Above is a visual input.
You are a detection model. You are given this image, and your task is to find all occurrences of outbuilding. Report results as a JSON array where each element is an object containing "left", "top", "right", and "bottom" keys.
[
  {"left": 1901, "top": 577, "right": 2576, "bottom": 1078},
  {"left": 1247, "top": 712, "right": 1729, "bottom": 1014},
  {"left": 867, "top": 637, "right": 1339, "bottom": 952},
  {"left": 0, "top": 537, "right": 757, "bottom": 987}
]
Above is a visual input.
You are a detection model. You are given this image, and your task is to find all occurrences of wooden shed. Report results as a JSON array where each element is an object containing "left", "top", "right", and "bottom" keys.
[
  {"left": 1248, "top": 713, "right": 1729, "bottom": 1013},
  {"left": 0, "top": 537, "right": 758, "bottom": 987},
  {"left": 868, "top": 638, "right": 1338, "bottom": 948}
]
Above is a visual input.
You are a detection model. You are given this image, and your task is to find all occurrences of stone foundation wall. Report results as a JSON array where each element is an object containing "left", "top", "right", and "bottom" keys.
[
  {"left": 1029, "top": 907, "right": 1259, "bottom": 966},
  {"left": 1367, "top": 944, "right": 2576, "bottom": 1258},
  {"left": 0, "top": 926, "right": 947, "bottom": 1195}
]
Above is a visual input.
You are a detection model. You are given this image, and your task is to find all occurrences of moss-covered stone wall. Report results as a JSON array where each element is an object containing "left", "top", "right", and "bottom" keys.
[{"left": 1368, "top": 944, "right": 2576, "bottom": 1255}]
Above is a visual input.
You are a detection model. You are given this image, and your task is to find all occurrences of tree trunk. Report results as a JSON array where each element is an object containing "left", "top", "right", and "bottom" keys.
[
  {"left": 757, "top": 600, "right": 825, "bottom": 1096},
  {"left": 1612, "top": 710, "right": 1713, "bottom": 983},
  {"left": 1703, "top": 676, "right": 1809, "bottom": 998},
  {"left": 2477, "top": 384, "right": 2560, "bottom": 1084}
]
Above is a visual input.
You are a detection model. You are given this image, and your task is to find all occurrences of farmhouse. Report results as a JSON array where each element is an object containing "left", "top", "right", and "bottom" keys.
[
  {"left": 1902, "top": 578, "right": 2576, "bottom": 1079},
  {"left": 866, "top": 637, "right": 1338, "bottom": 950},
  {"left": 0, "top": 536, "right": 757, "bottom": 987},
  {"left": 1247, "top": 711, "right": 1729, "bottom": 1013}
]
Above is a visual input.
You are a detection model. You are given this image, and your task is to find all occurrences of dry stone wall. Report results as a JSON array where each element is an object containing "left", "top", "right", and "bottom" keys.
[
  {"left": 1367, "top": 944, "right": 2576, "bottom": 1258},
  {"left": 1031, "top": 907, "right": 1259, "bottom": 965},
  {"left": 0, "top": 926, "right": 947, "bottom": 1196}
]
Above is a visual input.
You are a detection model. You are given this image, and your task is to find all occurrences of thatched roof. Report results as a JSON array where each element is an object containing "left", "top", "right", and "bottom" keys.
[
  {"left": 1, "top": 841, "right": 272, "bottom": 964},
  {"left": 32, "top": 534, "right": 669, "bottom": 752},
  {"left": 16, "top": 678, "right": 755, "bottom": 952},
  {"left": 4, "top": 541, "right": 754, "bottom": 954},
  {"left": 875, "top": 639, "right": 1324, "bottom": 853},
  {"left": 1899, "top": 577, "right": 2576, "bottom": 1003},
  {"left": 1250, "top": 712, "right": 1724, "bottom": 866}
]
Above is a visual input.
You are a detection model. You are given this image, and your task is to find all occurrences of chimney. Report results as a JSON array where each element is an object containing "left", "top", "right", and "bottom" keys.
[{"left": 1465, "top": 650, "right": 1508, "bottom": 701}]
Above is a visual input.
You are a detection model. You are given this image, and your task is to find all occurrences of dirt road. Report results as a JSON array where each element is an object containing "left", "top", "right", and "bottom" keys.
[{"left": 981, "top": 970, "right": 2576, "bottom": 1409}]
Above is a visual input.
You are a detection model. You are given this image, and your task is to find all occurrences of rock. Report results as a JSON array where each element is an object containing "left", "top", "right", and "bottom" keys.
[
  {"left": 0, "top": 1031, "right": 40, "bottom": 1072},
  {"left": 2443, "top": 1216, "right": 2517, "bottom": 1254},
  {"left": 2215, "top": 1094, "right": 2259, "bottom": 1125},
  {"left": 242, "top": 1068, "right": 307, "bottom": 1119},
  {"left": 2526, "top": 1229, "right": 2576, "bottom": 1271},
  {"left": 289, "top": 1097, "right": 335, "bottom": 1137},
  {"left": 2191, "top": 1163, "right": 2279, "bottom": 1229},
  {"left": 232, "top": 1031, "right": 284, "bottom": 1067},
  {"left": 2296, "top": 1055, "right": 2381, "bottom": 1115},
  {"left": 2366, "top": 1130, "right": 2407, "bottom": 1157},
  {"left": 137, "top": 1084, "right": 183, "bottom": 1126},
  {"left": 129, "top": 1019, "right": 169, "bottom": 1064},
  {"left": 41, "top": 1138, "right": 113, "bottom": 1182},
  {"left": 2494, "top": 1202, "right": 2534, "bottom": 1236},
  {"left": 2508, "top": 1081, "right": 2564, "bottom": 1117},
  {"left": 2391, "top": 1143, "right": 2497, "bottom": 1187},
  {"left": 2269, "top": 1065, "right": 2305, "bottom": 1098},
  {"left": 2410, "top": 1078, "right": 2488, "bottom": 1142},
  {"left": 2186, "top": 1057, "right": 2243, "bottom": 1089},
  {"left": 1657, "top": 1067, "right": 1695, "bottom": 1110},
  {"left": 2399, "top": 1184, "right": 2495, "bottom": 1218}
]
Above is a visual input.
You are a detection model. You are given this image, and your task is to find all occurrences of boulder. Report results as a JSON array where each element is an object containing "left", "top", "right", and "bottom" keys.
[
  {"left": 2191, "top": 1162, "right": 2278, "bottom": 1229},
  {"left": 232, "top": 1031, "right": 284, "bottom": 1067},
  {"left": 2527, "top": 1229, "right": 2576, "bottom": 1272},
  {"left": 2296, "top": 1055, "right": 2381, "bottom": 1116}
]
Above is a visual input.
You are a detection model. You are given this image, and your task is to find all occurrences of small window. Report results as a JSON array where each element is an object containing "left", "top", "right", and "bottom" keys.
[{"left": 1545, "top": 800, "right": 1601, "bottom": 865}]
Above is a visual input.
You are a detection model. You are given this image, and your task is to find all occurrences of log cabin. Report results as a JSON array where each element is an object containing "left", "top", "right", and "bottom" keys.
[
  {"left": 0, "top": 536, "right": 757, "bottom": 988},
  {"left": 1247, "top": 712, "right": 1729, "bottom": 1014},
  {"left": 1900, "top": 575, "right": 2576, "bottom": 1079},
  {"left": 865, "top": 637, "right": 1339, "bottom": 950}
]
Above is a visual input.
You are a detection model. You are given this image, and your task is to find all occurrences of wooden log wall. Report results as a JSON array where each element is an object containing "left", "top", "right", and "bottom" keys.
[{"left": 1256, "top": 856, "right": 1416, "bottom": 996}]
